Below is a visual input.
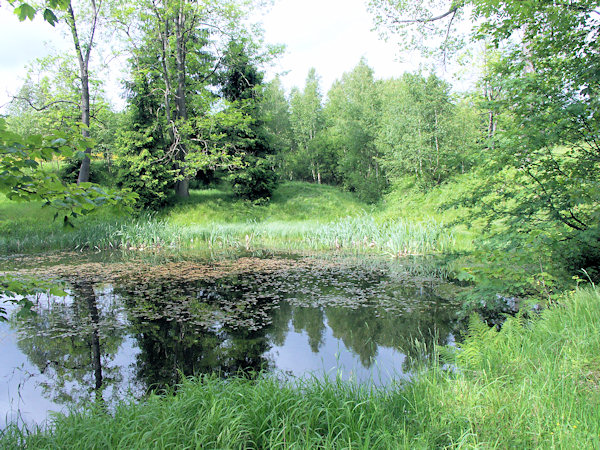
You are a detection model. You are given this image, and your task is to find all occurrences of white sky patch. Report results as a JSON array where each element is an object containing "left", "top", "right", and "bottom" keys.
[
  {"left": 260, "top": 0, "right": 421, "bottom": 93},
  {"left": 0, "top": 0, "right": 474, "bottom": 114},
  {"left": 0, "top": 7, "right": 71, "bottom": 111}
]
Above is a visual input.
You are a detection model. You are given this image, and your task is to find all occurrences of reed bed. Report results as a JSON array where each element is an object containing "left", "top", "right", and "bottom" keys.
[{"left": 0, "top": 214, "right": 454, "bottom": 257}]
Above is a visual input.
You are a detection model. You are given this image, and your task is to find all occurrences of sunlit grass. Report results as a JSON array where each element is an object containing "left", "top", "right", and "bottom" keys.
[
  {"left": 167, "top": 181, "right": 372, "bottom": 225},
  {"left": 0, "top": 183, "right": 455, "bottom": 257}
]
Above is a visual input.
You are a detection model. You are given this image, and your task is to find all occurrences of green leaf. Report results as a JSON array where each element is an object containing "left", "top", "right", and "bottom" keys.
[
  {"left": 14, "top": 4, "right": 36, "bottom": 21},
  {"left": 42, "top": 8, "right": 59, "bottom": 26}
]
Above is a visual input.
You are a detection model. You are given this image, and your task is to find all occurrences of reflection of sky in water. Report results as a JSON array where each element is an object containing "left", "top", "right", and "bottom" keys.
[
  {"left": 0, "top": 321, "right": 142, "bottom": 429},
  {"left": 267, "top": 316, "right": 408, "bottom": 385},
  {"left": 0, "top": 320, "right": 64, "bottom": 427}
]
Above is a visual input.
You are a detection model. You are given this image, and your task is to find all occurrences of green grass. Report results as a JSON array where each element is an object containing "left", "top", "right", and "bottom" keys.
[
  {"left": 3, "top": 288, "right": 599, "bottom": 448},
  {"left": 167, "top": 181, "right": 373, "bottom": 224},
  {"left": 0, "top": 182, "right": 454, "bottom": 256}
]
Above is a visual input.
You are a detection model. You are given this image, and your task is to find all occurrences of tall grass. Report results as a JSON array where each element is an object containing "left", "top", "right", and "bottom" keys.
[
  {"left": 3, "top": 288, "right": 599, "bottom": 448},
  {"left": 0, "top": 213, "right": 454, "bottom": 256}
]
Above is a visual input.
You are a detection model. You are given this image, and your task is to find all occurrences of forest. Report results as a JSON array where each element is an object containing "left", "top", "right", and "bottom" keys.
[{"left": 1, "top": 0, "right": 600, "bottom": 448}]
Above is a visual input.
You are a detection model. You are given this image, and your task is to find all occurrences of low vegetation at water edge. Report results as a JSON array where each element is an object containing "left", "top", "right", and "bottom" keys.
[
  {"left": 0, "top": 183, "right": 455, "bottom": 256},
  {"left": 2, "top": 288, "right": 598, "bottom": 448}
]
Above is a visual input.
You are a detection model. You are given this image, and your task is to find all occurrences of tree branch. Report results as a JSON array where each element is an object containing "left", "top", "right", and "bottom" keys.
[
  {"left": 12, "top": 96, "right": 79, "bottom": 111},
  {"left": 391, "top": 5, "right": 460, "bottom": 25}
]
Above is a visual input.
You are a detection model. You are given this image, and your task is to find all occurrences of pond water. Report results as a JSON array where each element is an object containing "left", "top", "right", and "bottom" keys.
[{"left": 1, "top": 254, "right": 461, "bottom": 427}]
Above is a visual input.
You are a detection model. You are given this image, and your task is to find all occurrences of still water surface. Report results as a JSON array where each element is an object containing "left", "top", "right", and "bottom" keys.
[{"left": 1, "top": 255, "right": 460, "bottom": 427}]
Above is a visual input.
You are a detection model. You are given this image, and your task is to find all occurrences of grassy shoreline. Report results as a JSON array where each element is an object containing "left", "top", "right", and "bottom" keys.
[
  {"left": 0, "top": 182, "right": 458, "bottom": 257},
  {"left": 2, "top": 288, "right": 598, "bottom": 448}
]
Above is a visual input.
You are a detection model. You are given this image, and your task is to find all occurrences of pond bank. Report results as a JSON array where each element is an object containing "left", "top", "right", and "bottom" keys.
[
  {"left": 2, "top": 288, "right": 598, "bottom": 448},
  {"left": 1, "top": 252, "right": 460, "bottom": 429}
]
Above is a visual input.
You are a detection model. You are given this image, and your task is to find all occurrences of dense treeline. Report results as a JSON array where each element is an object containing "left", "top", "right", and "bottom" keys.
[{"left": 6, "top": 54, "right": 479, "bottom": 205}]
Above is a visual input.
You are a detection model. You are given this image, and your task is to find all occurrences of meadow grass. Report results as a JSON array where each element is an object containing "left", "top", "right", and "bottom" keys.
[
  {"left": 166, "top": 181, "right": 374, "bottom": 224},
  {"left": 2, "top": 287, "right": 598, "bottom": 448},
  {"left": 0, "top": 183, "right": 456, "bottom": 256}
]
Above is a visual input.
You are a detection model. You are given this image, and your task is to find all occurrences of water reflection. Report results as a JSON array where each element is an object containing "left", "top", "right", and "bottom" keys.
[
  {"left": 3, "top": 258, "right": 461, "bottom": 426},
  {"left": 15, "top": 282, "right": 127, "bottom": 407}
]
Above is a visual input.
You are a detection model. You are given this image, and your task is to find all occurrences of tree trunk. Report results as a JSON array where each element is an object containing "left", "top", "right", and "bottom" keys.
[
  {"left": 66, "top": 0, "right": 98, "bottom": 185},
  {"left": 174, "top": 7, "right": 189, "bottom": 198},
  {"left": 175, "top": 177, "right": 189, "bottom": 197},
  {"left": 77, "top": 68, "right": 92, "bottom": 184}
]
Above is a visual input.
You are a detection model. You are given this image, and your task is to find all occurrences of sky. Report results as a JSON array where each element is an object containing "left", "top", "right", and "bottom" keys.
[
  {"left": 257, "top": 0, "right": 420, "bottom": 91},
  {"left": 0, "top": 0, "right": 459, "bottom": 112}
]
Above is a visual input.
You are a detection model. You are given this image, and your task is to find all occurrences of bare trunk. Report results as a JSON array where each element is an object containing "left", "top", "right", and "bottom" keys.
[
  {"left": 174, "top": 8, "right": 189, "bottom": 198},
  {"left": 67, "top": 1, "right": 98, "bottom": 185}
]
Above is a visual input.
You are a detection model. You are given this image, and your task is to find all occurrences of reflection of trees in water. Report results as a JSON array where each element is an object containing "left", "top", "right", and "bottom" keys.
[
  {"left": 269, "top": 272, "right": 459, "bottom": 372},
  {"left": 15, "top": 281, "right": 125, "bottom": 406},
  {"left": 325, "top": 290, "right": 459, "bottom": 372},
  {"left": 292, "top": 307, "right": 325, "bottom": 353},
  {"left": 115, "top": 277, "right": 275, "bottom": 392},
  {"left": 326, "top": 306, "right": 382, "bottom": 367},
  {"left": 14, "top": 262, "right": 460, "bottom": 408},
  {"left": 267, "top": 301, "right": 292, "bottom": 346}
]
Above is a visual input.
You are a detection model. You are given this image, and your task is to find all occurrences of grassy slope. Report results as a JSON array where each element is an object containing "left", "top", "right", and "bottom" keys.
[
  {"left": 379, "top": 173, "right": 483, "bottom": 252},
  {"left": 0, "top": 182, "right": 454, "bottom": 255},
  {"left": 3, "top": 288, "right": 598, "bottom": 448},
  {"left": 167, "top": 181, "right": 372, "bottom": 224},
  {"left": 0, "top": 183, "right": 366, "bottom": 253}
]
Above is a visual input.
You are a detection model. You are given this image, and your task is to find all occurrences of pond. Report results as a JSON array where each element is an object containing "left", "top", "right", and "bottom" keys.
[{"left": 0, "top": 253, "right": 461, "bottom": 427}]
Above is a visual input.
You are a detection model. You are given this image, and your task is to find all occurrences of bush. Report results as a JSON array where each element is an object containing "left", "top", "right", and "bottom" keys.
[
  {"left": 60, "top": 159, "right": 115, "bottom": 187},
  {"left": 230, "top": 157, "right": 278, "bottom": 200}
]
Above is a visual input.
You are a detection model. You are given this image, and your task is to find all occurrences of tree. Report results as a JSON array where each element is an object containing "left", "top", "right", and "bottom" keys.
[
  {"left": 1, "top": 1, "right": 136, "bottom": 319},
  {"left": 260, "top": 76, "right": 293, "bottom": 175},
  {"left": 377, "top": 73, "right": 476, "bottom": 187},
  {"left": 115, "top": 72, "right": 175, "bottom": 209},
  {"left": 7, "top": 54, "right": 81, "bottom": 139},
  {"left": 324, "top": 60, "right": 385, "bottom": 202},
  {"left": 371, "top": 0, "right": 600, "bottom": 280},
  {"left": 288, "top": 68, "right": 328, "bottom": 183},
  {"left": 219, "top": 38, "right": 279, "bottom": 200},
  {"left": 7, "top": 52, "right": 118, "bottom": 185},
  {"left": 115, "top": 0, "right": 264, "bottom": 199}
]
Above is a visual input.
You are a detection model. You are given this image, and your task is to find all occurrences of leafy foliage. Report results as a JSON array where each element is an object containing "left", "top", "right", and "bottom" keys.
[
  {"left": 0, "top": 274, "right": 66, "bottom": 322},
  {"left": 0, "top": 118, "right": 135, "bottom": 221},
  {"left": 218, "top": 39, "right": 279, "bottom": 200},
  {"left": 115, "top": 74, "right": 175, "bottom": 209},
  {"left": 229, "top": 156, "right": 278, "bottom": 200},
  {"left": 324, "top": 60, "right": 386, "bottom": 202},
  {"left": 377, "top": 73, "right": 478, "bottom": 187}
]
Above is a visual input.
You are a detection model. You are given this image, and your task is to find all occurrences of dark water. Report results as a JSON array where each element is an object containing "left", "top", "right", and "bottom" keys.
[{"left": 0, "top": 256, "right": 460, "bottom": 427}]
